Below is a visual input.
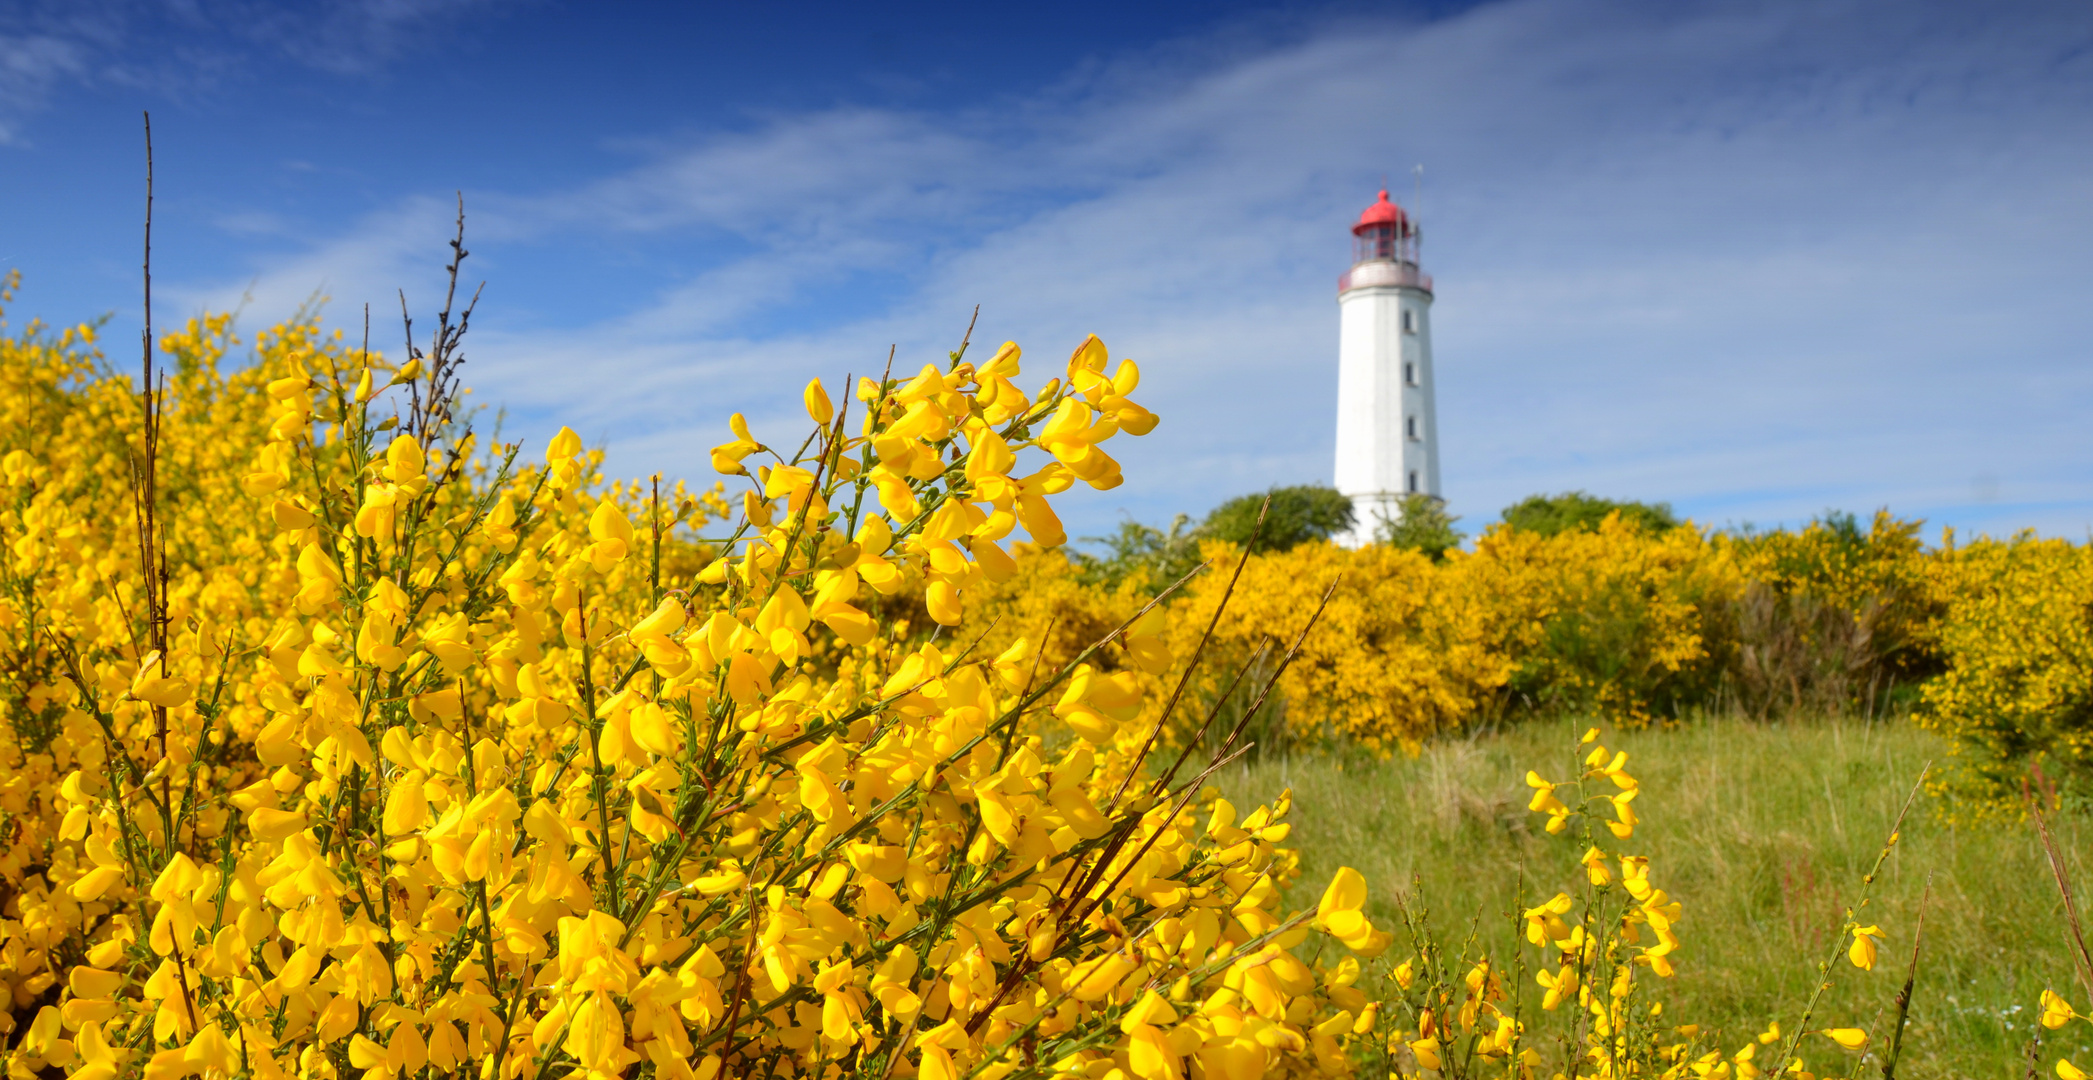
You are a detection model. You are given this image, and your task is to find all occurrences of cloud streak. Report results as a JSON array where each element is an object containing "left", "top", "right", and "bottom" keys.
[{"left": 0, "top": 0, "right": 519, "bottom": 141}]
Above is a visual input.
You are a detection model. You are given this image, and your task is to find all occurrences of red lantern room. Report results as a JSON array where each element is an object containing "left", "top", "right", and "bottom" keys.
[{"left": 1352, "top": 189, "right": 1416, "bottom": 264}]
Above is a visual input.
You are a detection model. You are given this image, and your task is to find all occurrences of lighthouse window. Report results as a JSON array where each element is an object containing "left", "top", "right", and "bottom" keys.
[
  {"left": 1404, "top": 362, "right": 1418, "bottom": 386},
  {"left": 1405, "top": 415, "right": 1419, "bottom": 440},
  {"left": 1401, "top": 309, "right": 1417, "bottom": 334},
  {"left": 1407, "top": 471, "right": 1420, "bottom": 493}
]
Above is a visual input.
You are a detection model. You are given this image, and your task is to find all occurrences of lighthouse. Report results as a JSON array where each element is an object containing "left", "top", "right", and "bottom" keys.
[{"left": 1332, "top": 189, "right": 1437, "bottom": 546}]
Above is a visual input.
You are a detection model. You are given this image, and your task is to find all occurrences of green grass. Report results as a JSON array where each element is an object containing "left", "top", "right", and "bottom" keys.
[{"left": 1226, "top": 715, "right": 2093, "bottom": 1076}]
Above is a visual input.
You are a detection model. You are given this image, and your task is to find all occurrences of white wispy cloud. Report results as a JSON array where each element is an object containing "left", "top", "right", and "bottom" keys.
[
  {"left": 210, "top": 0, "right": 523, "bottom": 75},
  {"left": 0, "top": 0, "right": 521, "bottom": 141},
  {"left": 171, "top": 0, "right": 2093, "bottom": 542},
  {"left": 0, "top": 31, "right": 92, "bottom": 143}
]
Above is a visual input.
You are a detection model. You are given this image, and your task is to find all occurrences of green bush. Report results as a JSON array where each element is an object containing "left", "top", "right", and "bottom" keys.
[
  {"left": 1501, "top": 490, "right": 1678, "bottom": 537},
  {"left": 1202, "top": 483, "right": 1354, "bottom": 552},
  {"left": 1072, "top": 513, "right": 1203, "bottom": 592},
  {"left": 1377, "top": 493, "right": 1464, "bottom": 561}
]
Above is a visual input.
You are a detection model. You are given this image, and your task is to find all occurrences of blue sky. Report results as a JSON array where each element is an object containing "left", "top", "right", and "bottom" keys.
[{"left": 3, "top": 0, "right": 2091, "bottom": 545}]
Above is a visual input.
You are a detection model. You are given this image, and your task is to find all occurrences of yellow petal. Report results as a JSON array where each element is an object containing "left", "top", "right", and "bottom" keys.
[
  {"left": 805, "top": 378, "right": 834, "bottom": 425},
  {"left": 383, "top": 774, "right": 430, "bottom": 835},
  {"left": 71, "top": 865, "right": 126, "bottom": 902},
  {"left": 925, "top": 579, "right": 962, "bottom": 626},
  {"left": 1821, "top": 1028, "right": 1868, "bottom": 1052},
  {"left": 347, "top": 1034, "right": 385, "bottom": 1070},
  {"left": 247, "top": 807, "right": 308, "bottom": 842},
  {"left": 1318, "top": 866, "right": 1367, "bottom": 921}
]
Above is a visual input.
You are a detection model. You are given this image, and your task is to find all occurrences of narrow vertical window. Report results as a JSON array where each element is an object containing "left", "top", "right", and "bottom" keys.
[
  {"left": 1406, "top": 415, "right": 1419, "bottom": 440},
  {"left": 1407, "top": 470, "right": 1420, "bottom": 493},
  {"left": 1401, "top": 308, "right": 1417, "bottom": 334},
  {"left": 1404, "top": 362, "right": 1417, "bottom": 386}
]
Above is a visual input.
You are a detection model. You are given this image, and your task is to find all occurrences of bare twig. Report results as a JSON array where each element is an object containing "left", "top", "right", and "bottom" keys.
[
  {"left": 1115, "top": 494, "right": 1273, "bottom": 805},
  {"left": 950, "top": 304, "right": 979, "bottom": 366},
  {"left": 134, "top": 107, "right": 200, "bottom": 1036},
  {"left": 1773, "top": 761, "right": 1931, "bottom": 1072},
  {"left": 134, "top": 110, "right": 166, "bottom": 674},
  {"left": 1208, "top": 576, "right": 1341, "bottom": 764},
  {"left": 2031, "top": 771, "right": 2093, "bottom": 1004},
  {"left": 1880, "top": 874, "right": 1931, "bottom": 1080},
  {"left": 1154, "top": 638, "right": 1273, "bottom": 784}
]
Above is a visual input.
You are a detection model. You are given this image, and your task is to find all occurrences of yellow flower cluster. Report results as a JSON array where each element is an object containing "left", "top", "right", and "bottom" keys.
[
  {"left": 1516, "top": 731, "right": 1694, "bottom": 1075},
  {"left": 962, "top": 513, "right": 1744, "bottom": 755},
  {"left": 1463, "top": 519, "right": 1740, "bottom": 726},
  {"left": 1918, "top": 532, "right": 2093, "bottom": 808},
  {"left": 0, "top": 284, "right": 1398, "bottom": 1080},
  {"left": 1726, "top": 511, "right": 1935, "bottom": 662},
  {"left": 963, "top": 505, "right": 2080, "bottom": 806},
  {"left": 1159, "top": 541, "right": 1511, "bottom": 756}
]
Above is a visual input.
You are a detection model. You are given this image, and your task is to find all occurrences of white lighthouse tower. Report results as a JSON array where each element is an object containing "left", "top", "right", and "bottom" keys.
[{"left": 1332, "top": 189, "right": 1437, "bottom": 546}]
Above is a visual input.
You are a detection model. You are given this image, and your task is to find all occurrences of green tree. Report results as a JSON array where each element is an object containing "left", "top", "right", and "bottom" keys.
[
  {"left": 1377, "top": 493, "right": 1465, "bottom": 560},
  {"left": 1500, "top": 490, "right": 1678, "bottom": 537},
  {"left": 1202, "top": 484, "right": 1355, "bottom": 553}
]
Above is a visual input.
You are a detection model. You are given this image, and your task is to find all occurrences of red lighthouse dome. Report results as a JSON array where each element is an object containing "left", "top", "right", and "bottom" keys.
[
  {"left": 1352, "top": 189, "right": 1409, "bottom": 235},
  {"left": 1339, "top": 186, "right": 1428, "bottom": 292},
  {"left": 1349, "top": 188, "right": 1417, "bottom": 267}
]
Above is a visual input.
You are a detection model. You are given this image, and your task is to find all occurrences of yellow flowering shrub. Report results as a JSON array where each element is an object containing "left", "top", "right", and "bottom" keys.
[
  {"left": 1456, "top": 517, "right": 1742, "bottom": 726},
  {"left": 1918, "top": 532, "right": 2093, "bottom": 807},
  {"left": 1721, "top": 512, "right": 1939, "bottom": 719},
  {"left": 0, "top": 271, "right": 1409, "bottom": 1080},
  {"left": 956, "top": 546, "right": 1157, "bottom": 694},
  {"left": 1159, "top": 541, "right": 1510, "bottom": 756},
  {"left": 959, "top": 512, "right": 1935, "bottom": 754},
  {"left": 1008, "top": 516, "right": 1740, "bottom": 756},
  {"left": 940, "top": 485, "right": 2093, "bottom": 824}
]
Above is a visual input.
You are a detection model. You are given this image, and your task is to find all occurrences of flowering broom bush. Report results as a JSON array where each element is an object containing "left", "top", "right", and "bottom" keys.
[
  {"left": 0, "top": 261, "right": 1414, "bottom": 1080},
  {"left": 965, "top": 506, "right": 2041, "bottom": 799},
  {"left": 1918, "top": 532, "right": 2093, "bottom": 810},
  {"left": 1722, "top": 512, "right": 1937, "bottom": 720},
  {"left": 1156, "top": 540, "right": 1510, "bottom": 757},
  {"left": 0, "top": 243, "right": 2071, "bottom": 1079},
  {"left": 1455, "top": 519, "right": 1741, "bottom": 727},
  {"left": 963, "top": 515, "right": 1741, "bottom": 755}
]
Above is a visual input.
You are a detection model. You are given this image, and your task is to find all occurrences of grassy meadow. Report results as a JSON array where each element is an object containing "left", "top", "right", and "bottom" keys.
[{"left": 1232, "top": 716, "right": 2090, "bottom": 1075}]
